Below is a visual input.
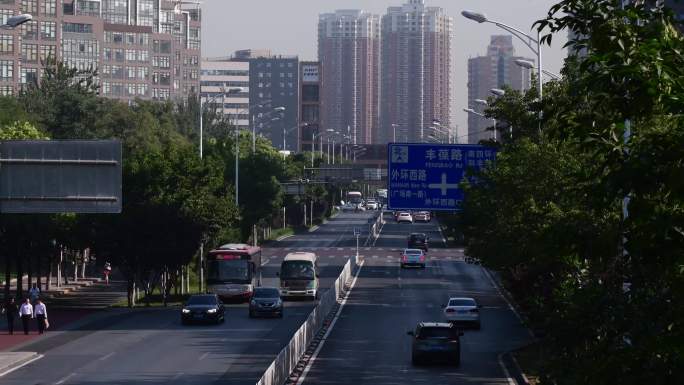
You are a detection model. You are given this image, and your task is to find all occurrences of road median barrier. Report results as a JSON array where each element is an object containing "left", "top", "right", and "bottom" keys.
[{"left": 256, "top": 257, "right": 358, "bottom": 385}]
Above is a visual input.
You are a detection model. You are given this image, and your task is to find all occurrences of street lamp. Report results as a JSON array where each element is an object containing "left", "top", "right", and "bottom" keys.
[
  {"left": 391, "top": 124, "right": 398, "bottom": 143},
  {"left": 0, "top": 13, "right": 32, "bottom": 29},
  {"left": 464, "top": 108, "right": 498, "bottom": 142},
  {"left": 252, "top": 106, "right": 285, "bottom": 153},
  {"left": 490, "top": 88, "right": 506, "bottom": 97},
  {"left": 462, "top": 10, "right": 543, "bottom": 100},
  {"left": 474, "top": 99, "right": 488, "bottom": 106},
  {"left": 515, "top": 59, "right": 560, "bottom": 80}
]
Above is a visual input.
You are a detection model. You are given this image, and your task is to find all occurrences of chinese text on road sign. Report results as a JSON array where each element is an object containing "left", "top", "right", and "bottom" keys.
[{"left": 387, "top": 144, "right": 496, "bottom": 211}]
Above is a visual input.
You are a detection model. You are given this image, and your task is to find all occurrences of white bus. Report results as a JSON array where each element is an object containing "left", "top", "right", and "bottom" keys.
[{"left": 278, "top": 252, "right": 319, "bottom": 300}]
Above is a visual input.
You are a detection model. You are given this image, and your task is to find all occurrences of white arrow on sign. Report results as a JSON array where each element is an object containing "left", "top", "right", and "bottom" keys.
[{"left": 428, "top": 173, "right": 459, "bottom": 196}]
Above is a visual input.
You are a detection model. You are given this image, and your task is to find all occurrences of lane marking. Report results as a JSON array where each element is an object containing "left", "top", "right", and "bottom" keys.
[
  {"left": 99, "top": 352, "right": 116, "bottom": 361},
  {"left": 172, "top": 372, "right": 184, "bottom": 380},
  {"left": 199, "top": 352, "right": 210, "bottom": 361},
  {"left": 498, "top": 353, "right": 516, "bottom": 385},
  {"left": 55, "top": 372, "right": 76, "bottom": 385},
  {"left": 0, "top": 354, "right": 43, "bottom": 378},
  {"left": 261, "top": 258, "right": 271, "bottom": 267},
  {"left": 296, "top": 260, "right": 364, "bottom": 385}
]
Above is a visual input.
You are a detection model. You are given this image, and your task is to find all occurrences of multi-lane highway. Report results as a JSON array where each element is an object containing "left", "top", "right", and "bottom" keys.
[
  {"left": 1, "top": 210, "right": 530, "bottom": 385},
  {"left": 298, "top": 214, "right": 533, "bottom": 385},
  {"left": 0, "top": 212, "right": 375, "bottom": 385}
]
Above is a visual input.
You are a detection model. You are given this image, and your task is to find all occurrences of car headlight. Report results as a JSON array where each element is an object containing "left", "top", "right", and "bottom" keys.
[
  {"left": 182, "top": 308, "right": 190, "bottom": 314},
  {"left": 250, "top": 300, "right": 257, "bottom": 306},
  {"left": 207, "top": 308, "right": 217, "bottom": 314},
  {"left": 306, "top": 281, "right": 316, "bottom": 289},
  {"left": 277, "top": 299, "right": 283, "bottom": 305}
]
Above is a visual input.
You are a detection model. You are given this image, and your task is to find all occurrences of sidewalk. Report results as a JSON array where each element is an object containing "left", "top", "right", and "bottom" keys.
[
  {"left": 0, "top": 309, "right": 96, "bottom": 351},
  {"left": 0, "top": 352, "right": 41, "bottom": 376}
]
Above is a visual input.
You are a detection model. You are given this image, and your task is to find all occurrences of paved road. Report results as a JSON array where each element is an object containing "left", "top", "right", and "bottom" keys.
[
  {"left": 1, "top": 211, "right": 378, "bottom": 385},
  {"left": 373, "top": 212, "right": 447, "bottom": 249},
  {"left": 299, "top": 215, "right": 533, "bottom": 385}
]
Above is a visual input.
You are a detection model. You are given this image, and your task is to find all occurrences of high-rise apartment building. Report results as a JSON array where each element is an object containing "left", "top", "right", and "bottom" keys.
[
  {"left": 0, "top": 0, "right": 200, "bottom": 100},
  {"left": 299, "top": 61, "right": 321, "bottom": 153},
  {"left": 200, "top": 58, "right": 250, "bottom": 130},
  {"left": 467, "top": 35, "right": 533, "bottom": 144},
  {"left": 380, "top": 0, "right": 452, "bottom": 144},
  {"left": 318, "top": 10, "right": 380, "bottom": 145},
  {"left": 231, "top": 49, "right": 299, "bottom": 152}
]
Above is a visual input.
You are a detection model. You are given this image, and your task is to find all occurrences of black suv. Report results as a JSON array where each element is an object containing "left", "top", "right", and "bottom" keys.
[
  {"left": 407, "top": 322, "right": 463, "bottom": 366},
  {"left": 408, "top": 233, "right": 429, "bottom": 252}
]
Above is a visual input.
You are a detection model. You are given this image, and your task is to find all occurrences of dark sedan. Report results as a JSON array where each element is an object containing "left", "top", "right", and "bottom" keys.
[
  {"left": 249, "top": 287, "right": 284, "bottom": 318},
  {"left": 181, "top": 294, "right": 225, "bottom": 325},
  {"left": 407, "top": 322, "right": 463, "bottom": 366}
]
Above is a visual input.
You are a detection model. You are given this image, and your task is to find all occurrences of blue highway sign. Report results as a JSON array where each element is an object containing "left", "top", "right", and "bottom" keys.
[{"left": 387, "top": 143, "right": 496, "bottom": 211}]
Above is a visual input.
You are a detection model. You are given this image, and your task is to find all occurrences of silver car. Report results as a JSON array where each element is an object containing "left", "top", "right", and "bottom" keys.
[{"left": 443, "top": 297, "right": 481, "bottom": 329}]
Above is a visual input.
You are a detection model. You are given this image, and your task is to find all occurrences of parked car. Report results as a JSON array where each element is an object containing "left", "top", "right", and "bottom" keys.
[
  {"left": 443, "top": 297, "right": 481, "bottom": 329},
  {"left": 407, "top": 322, "right": 463, "bottom": 366},
  {"left": 249, "top": 287, "right": 284, "bottom": 318},
  {"left": 397, "top": 212, "right": 413, "bottom": 223},
  {"left": 408, "top": 233, "right": 429, "bottom": 252},
  {"left": 181, "top": 294, "right": 225, "bottom": 325},
  {"left": 413, "top": 211, "right": 431, "bottom": 222},
  {"left": 400, "top": 248, "right": 426, "bottom": 268}
]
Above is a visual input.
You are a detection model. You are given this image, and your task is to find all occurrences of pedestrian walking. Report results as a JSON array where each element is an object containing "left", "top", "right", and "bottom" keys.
[
  {"left": 34, "top": 299, "right": 48, "bottom": 334},
  {"left": 1, "top": 296, "right": 18, "bottom": 335},
  {"left": 104, "top": 262, "right": 112, "bottom": 285},
  {"left": 29, "top": 283, "right": 41, "bottom": 304},
  {"left": 19, "top": 298, "right": 33, "bottom": 335}
]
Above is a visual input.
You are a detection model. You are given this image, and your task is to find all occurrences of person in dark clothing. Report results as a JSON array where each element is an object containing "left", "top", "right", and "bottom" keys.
[{"left": 2, "top": 297, "right": 18, "bottom": 335}]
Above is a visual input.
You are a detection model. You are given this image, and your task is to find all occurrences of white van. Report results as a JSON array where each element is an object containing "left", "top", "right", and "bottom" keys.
[{"left": 278, "top": 252, "right": 319, "bottom": 300}]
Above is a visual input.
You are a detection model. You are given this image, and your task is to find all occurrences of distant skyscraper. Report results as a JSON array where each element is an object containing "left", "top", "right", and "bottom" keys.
[
  {"left": 318, "top": 10, "right": 380, "bottom": 145},
  {"left": 299, "top": 61, "right": 322, "bottom": 153},
  {"left": 380, "top": 0, "right": 452, "bottom": 144},
  {"left": 467, "top": 35, "right": 533, "bottom": 144}
]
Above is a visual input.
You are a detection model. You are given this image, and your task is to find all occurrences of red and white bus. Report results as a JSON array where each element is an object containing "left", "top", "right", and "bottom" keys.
[{"left": 206, "top": 243, "right": 262, "bottom": 301}]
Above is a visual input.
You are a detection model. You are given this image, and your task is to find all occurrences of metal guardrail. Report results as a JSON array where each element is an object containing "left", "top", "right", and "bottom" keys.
[{"left": 256, "top": 259, "right": 353, "bottom": 385}]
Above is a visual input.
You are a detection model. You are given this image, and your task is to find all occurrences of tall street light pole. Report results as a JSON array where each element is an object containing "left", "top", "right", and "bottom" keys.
[
  {"left": 391, "top": 124, "right": 398, "bottom": 143},
  {"left": 464, "top": 108, "right": 497, "bottom": 141}
]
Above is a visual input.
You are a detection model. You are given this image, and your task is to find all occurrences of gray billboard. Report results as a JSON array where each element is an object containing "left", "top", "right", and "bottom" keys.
[{"left": 0, "top": 140, "right": 122, "bottom": 214}]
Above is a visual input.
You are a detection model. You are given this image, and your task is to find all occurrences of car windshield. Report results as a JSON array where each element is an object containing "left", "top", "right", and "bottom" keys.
[
  {"left": 404, "top": 249, "right": 422, "bottom": 256},
  {"left": 281, "top": 260, "right": 315, "bottom": 280},
  {"left": 207, "top": 260, "right": 251, "bottom": 284},
  {"left": 418, "top": 327, "right": 456, "bottom": 339},
  {"left": 449, "top": 299, "right": 477, "bottom": 307},
  {"left": 254, "top": 288, "right": 280, "bottom": 298},
  {"left": 187, "top": 296, "right": 217, "bottom": 305}
]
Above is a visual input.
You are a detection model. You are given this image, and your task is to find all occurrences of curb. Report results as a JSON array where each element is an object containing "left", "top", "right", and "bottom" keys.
[
  {"left": 308, "top": 225, "right": 320, "bottom": 233},
  {"left": 0, "top": 352, "right": 43, "bottom": 377},
  {"left": 501, "top": 351, "right": 531, "bottom": 385}
]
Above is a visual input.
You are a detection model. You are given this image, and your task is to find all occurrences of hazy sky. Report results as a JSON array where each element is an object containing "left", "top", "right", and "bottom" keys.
[{"left": 201, "top": 0, "right": 568, "bottom": 139}]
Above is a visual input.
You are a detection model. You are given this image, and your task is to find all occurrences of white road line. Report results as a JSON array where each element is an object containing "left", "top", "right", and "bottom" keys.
[
  {"left": 328, "top": 255, "right": 335, "bottom": 259},
  {"left": 55, "top": 372, "right": 76, "bottom": 385},
  {"left": 296, "top": 261, "right": 364, "bottom": 385},
  {"left": 0, "top": 354, "right": 43, "bottom": 378},
  {"left": 372, "top": 255, "right": 379, "bottom": 259},
  {"left": 497, "top": 354, "right": 517, "bottom": 385},
  {"left": 261, "top": 258, "right": 270, "bottom": 267},
  {"left": 99, "top": 352, "right": 116, "bottom": 361},
  {"left": 337, "top": 248, "right": 343, "bottom": 251},
  {"left": 172, "top": 372, "right": 184, "bottom": 380},
  {"left": 199, "top": 352, "right": 210, "bottom": 361}
]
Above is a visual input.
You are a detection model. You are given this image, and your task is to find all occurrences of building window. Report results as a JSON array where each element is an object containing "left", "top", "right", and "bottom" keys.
[
  {"left": 137, "top": 50, "right": 148, "bottom": 62},
  {"left": 138, "top": 33, "right": 150, "bottom": 46},
  {"left": 75, "top": 0, "right": 100, "bottom": 17},
  {"left": 102, "top": 81, "right": 111, "bottom": 95},
  {"left": 21, "top": 0, "right": 37, "bottom": 14},
  {"left": 152, "top": 56, "right": 169, "bottom": 68},
  {"left": 113, "top": 32, "right": 123, "bottom": 44},
  {"left": 103, "top": 47, "right": 112, "bottom": 61},
  {"left": 41, "top": 21, "right": 56, "bottom": 40},
  {"left": 111, "top": 65, "right": 123, "bottom": 79},
  {"left": 126, "top": 33, "right": 135, "bottom": 45},
  {"left": 41, "top": 0, "right": 57, "bottom": 17},
  {"left": 20, "top": 67, "right": 38, "bottom": 84},
  {"left": 126, "top": 49, "right": 136, "bottom": 61},
  {"left": 0, "top": 60, "right": 13, "bottom": 81},
  {"left": 114, "top": 49, "right": 124, "bottom": 62},
  {"left": 63, "top": 23, "right": 93, "bottom": 34},
  {"left": 127, "top": 66, "right": 136, "bottom": 79},
  {"left": 0, "top": 85, "right": 13, "bottom": 96},
  {"left": 40, "top": 44, "right": 56, "bottom": 61},
  {"left": 21, "top": 43, "right": 38, "bottom": 62},
  {"left": 0, "top": 35, "right": 13, "bottom": 53},
  {"left": 137, "top": 83, "right": 148, "bottom": 96},
  {"left": 126, "top": 83, "right": 136, "bottom": 96},
  {"left": 21, "top": 20, "right": 38, "bottom": 40},
  {"left": 0, "top": 10, "right": 13, "bottom": 26},
  {"left": 137, "top": 66, "right": 148, "bottom": 80}
]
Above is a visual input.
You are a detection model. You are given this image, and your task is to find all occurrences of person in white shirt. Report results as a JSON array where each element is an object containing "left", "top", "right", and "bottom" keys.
[
  {"left": 34, "top": 299, "right": 48, "bottom": 334},
  {"left": 19, "top": 298, "right": 33, "bottom": 335}
]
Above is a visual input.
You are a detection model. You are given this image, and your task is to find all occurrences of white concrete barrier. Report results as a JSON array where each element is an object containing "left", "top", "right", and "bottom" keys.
[{"left": 256, "top": 259, "right": 353, "bottom": 385}]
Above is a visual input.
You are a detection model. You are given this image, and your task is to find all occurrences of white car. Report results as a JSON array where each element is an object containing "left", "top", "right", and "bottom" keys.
[
  {"left": 397, "top": 212, "right": 413, "bottom": 223},
  {"left": 443, "top": 297, "right": 481, "bottom": 329},
  {"left": 365, "top": 200, "right": 378, "bottom": 210}
]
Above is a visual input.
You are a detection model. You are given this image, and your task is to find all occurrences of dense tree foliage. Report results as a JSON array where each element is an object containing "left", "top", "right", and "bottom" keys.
[
  {"left": 460, "top": 1, "right": 684, "bottom": 384},
  {"left": 0, "top": 58, "right": 310, "bottom": 306}
]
